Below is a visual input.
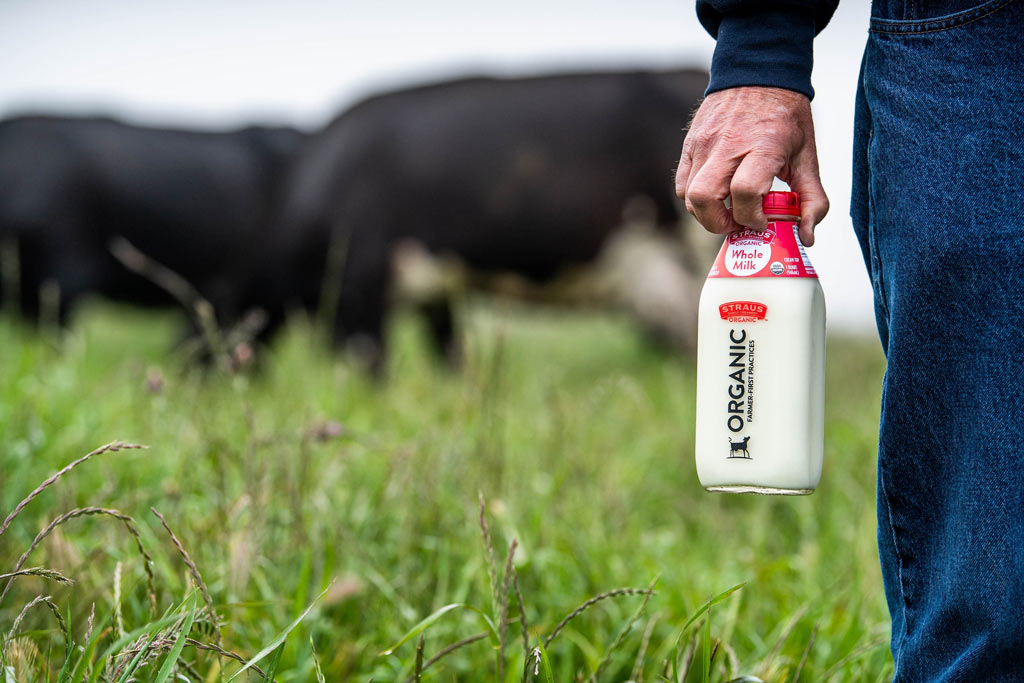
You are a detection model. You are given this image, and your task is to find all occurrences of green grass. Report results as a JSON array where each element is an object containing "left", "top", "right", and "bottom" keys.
[{"left": 0, "top": 299, "right": 891, "bottom": 681}]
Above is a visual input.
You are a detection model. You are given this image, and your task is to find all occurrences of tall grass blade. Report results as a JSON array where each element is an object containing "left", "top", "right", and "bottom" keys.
[
  {"left": 380, "top": 603, "right": 499, "bottom": 656},
  {"left": 478, "top": 494, "right": 500, "bottom": 622},
  {"left": 682, "top": 584, "right": 745, "bottom": 633},
  {"left": 630, "top": 614, "right": 659, "bottom": 683},
  {"left": 413, "top": 635, "right": 424, "bottom": 683},
  {"left": 152, "top": 593, "right": 198, "bottom": 683},
  {"left": 701, "top": 613, "right": 710, "bottom": 682},
  {"left": 151, "top": 507, "right": 218, "bottom": 641},
  {"left": 310, "top": 636, "right": 326, "bottom": 683},
  {"left": 818, "top": 635, "right": 888, "bottom": 681},
  {"left": 225, "top": 583, "right": 330, "bottom": 681},
  {"left": 55, "top": 605, "right": 74, "bottom": 683},
  {"left": 62, "top": 610, "right": 110, "bottom": 683},
  {"left": 84, "top": 612, "right": 189, "bottom": 683},
  {"left": 511, "top": 566, "right": 529, "bottom": 672},
  {"left": 404, "top": 632, "right": 489, "bottom": 683},
  {"left": 590, "top": 577, "right": 657, "bottom": 682},
  {"left": 498, "top": 538, "right": 517, "bottom": 683},
  {"left": 113, "top": 627, "right": 163, "bottom": 683},
  {"left": 536, "top": 643, "right": 554, "bottom": 683},
  {"left": 792, "top": 624, "right": 818, "bottom": 683},
  {"left": 262, "top": 642, "right": 286, "bottom": 683},
  {"left": 761, "top": 604, "right": 808, "bottom": 676}
]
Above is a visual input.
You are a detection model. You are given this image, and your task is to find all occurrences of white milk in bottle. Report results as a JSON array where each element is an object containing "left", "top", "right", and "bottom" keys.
[{"left": 694, "top": 191, "right": 825, "bottom": 494}]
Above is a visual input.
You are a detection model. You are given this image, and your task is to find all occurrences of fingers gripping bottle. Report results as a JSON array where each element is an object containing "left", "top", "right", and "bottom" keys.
[{"left": 695, "top": 191, "right": 825, "bottom": 495}]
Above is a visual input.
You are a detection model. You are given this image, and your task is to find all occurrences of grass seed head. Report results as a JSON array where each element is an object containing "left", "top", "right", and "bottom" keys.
[
  {"left": 151, "top": 507, "right": 220, "bottom": 643},
  {"left": 0, "top": 441, "right": 145, "bottom": 539}
]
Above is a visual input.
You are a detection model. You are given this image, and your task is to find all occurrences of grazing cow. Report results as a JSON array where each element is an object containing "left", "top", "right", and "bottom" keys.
[
  {"left": 0, "top": 115, "right": 305, "bottom": 327},
  {"left": 254, "top": 68, "right": 711, "bottom": 369}
]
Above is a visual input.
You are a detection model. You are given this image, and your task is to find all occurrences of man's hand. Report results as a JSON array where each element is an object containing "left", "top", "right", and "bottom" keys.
[{"left": 675, "top": 86, "right": 828, "bottom": 247}]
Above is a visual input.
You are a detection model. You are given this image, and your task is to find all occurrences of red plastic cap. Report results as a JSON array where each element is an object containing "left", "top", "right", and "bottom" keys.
[{"left": 762, "top": 191, "right": 801, "bottom": 218}]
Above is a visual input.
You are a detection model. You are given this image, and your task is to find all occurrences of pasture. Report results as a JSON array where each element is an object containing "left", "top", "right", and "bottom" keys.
[{"left": 0, "top": 302, "right": 891, "bottom": 681}]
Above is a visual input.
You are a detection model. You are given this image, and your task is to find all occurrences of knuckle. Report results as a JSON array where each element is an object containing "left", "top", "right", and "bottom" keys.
[
  {"left": 687, "top": 184, "right": 715, "bottom": 208},
  {"left": 690, "top": 204, "right": 730, "bottom": 234},
  {"left": 729, "top": 177, "right": 762, "bottom": 200}
]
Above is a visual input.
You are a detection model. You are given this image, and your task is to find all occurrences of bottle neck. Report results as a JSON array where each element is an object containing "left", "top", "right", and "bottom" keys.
[{"left": 765, "top": 213, "right": 800, "bottom": 222}]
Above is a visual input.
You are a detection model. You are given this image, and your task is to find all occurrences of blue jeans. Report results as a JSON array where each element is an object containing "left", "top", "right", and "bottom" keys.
[{"left": 852, "top": 1, "right": 1024, "bottom": 679}]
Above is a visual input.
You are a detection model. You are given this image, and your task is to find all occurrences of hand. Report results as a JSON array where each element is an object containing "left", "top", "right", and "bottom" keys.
[{"left": 675, "top": 86, "right": 829, "bottom": 247}]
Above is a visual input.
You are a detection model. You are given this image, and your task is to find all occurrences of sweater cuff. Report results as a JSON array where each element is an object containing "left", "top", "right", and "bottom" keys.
[{"left": 706, "top": 8, "right": 817, "bottom": 100}]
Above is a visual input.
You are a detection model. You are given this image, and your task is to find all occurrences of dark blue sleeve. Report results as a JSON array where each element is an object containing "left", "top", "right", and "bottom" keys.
[{"left": 696, "top": 1, "right": 839, "bottom": 100}]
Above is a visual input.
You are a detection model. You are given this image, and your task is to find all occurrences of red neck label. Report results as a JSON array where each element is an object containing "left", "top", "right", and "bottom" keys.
[{"left": 707, "top": 221, "right": 817, "bottom": 279}]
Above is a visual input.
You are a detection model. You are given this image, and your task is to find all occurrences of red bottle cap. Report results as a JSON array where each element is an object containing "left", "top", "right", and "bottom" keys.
[{"left": 762, "top": 191, "right": 800, "bottom": 218}]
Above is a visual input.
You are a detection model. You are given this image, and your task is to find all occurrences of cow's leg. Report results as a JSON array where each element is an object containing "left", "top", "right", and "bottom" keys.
[
  {"left": 9, "top": 227, "right": 47, "bottom": 321},
  {"left": 21, "top": 231, "right": 97, "bottom": 326},
  {"left": 420, "top": 296, "right": 462, "bottom": 369},
  {"left": 333, "top": 240, "right": 390, "bottom": 376},
  {"left": 337, "top": 280, "right": 387, "bottom": 375}
]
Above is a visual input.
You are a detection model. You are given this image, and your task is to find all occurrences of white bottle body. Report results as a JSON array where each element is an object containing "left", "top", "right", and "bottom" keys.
[{"left": 695, "top": 276, "right": 825, "bottom": 494}]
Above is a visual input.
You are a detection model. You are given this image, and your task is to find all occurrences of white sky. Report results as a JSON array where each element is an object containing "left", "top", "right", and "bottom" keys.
[{"left": 0, "top": 0, "right": 876, "bottom": 334}]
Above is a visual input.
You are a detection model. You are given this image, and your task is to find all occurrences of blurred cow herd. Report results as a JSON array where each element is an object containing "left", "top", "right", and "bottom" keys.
[{"left": 0, "top": 67, "right": 715, "bottom": 370}]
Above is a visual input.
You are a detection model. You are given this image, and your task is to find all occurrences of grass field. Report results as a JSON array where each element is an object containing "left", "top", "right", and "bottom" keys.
[{"left": 0, "top": 300, "right": 891, "bottom": 681}]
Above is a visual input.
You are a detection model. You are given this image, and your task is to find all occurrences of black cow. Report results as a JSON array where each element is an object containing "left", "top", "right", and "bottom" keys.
[
  {"left": 255, "top": 68, "right": 709, "bottom": 369},
  {"left": 0, "top": 115, "right": 305, "bottom": 328}
]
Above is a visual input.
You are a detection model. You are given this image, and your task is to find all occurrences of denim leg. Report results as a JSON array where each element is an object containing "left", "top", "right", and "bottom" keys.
[{"left": 852, "top": 2, "right": 1024, "bottom": 680}]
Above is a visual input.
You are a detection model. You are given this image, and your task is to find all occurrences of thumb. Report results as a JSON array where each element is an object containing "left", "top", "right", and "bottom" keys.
[{"left": 788, "top": 156, "right": 829, "bottom": 247}]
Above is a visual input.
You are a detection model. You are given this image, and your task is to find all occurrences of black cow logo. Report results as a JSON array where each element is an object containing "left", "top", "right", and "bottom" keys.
[{"left": 728, "top": 436, "right": 751, "bottom": 459}]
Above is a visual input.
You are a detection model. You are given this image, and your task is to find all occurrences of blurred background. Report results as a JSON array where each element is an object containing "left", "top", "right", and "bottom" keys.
[
  {"left": 0, "top": 0, "right": 874, "bottom": 335},
  {"left": 0, "top": 4, "right": 894, "bottom": 680}
]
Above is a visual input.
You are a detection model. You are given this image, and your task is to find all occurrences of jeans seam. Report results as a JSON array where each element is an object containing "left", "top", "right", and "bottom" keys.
[
  {"left": 877, "top": 456, "right": 909, "bottom": 674},
  {"left": 865, "top": 125, "right": 890, "bottom": 323},
  {"left": 869, "top": 0, "right": 1017, "bottom": 34}
]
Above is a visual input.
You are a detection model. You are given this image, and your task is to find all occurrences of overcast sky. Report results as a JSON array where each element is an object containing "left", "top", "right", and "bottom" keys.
[{"left": 0, "top": 0, "right": 876, "bottom": 333}]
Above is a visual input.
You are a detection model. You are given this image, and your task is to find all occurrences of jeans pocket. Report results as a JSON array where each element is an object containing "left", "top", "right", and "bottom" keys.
[{"left": 869, "top": 0, "right": 1018, "bottom": 33}]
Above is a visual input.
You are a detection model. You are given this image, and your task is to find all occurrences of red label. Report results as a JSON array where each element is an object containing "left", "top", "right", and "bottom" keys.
[
  {"left": 707, "top": 221, "right": 817, "bottom": 279},
  {"left": 719, "top": 301, "right": 767, "bottom": 322}
]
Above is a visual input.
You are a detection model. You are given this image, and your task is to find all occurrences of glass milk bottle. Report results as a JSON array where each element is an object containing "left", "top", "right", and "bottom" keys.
[{"left": 694, "top": 191, "right": 825, "bottom": 494}]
